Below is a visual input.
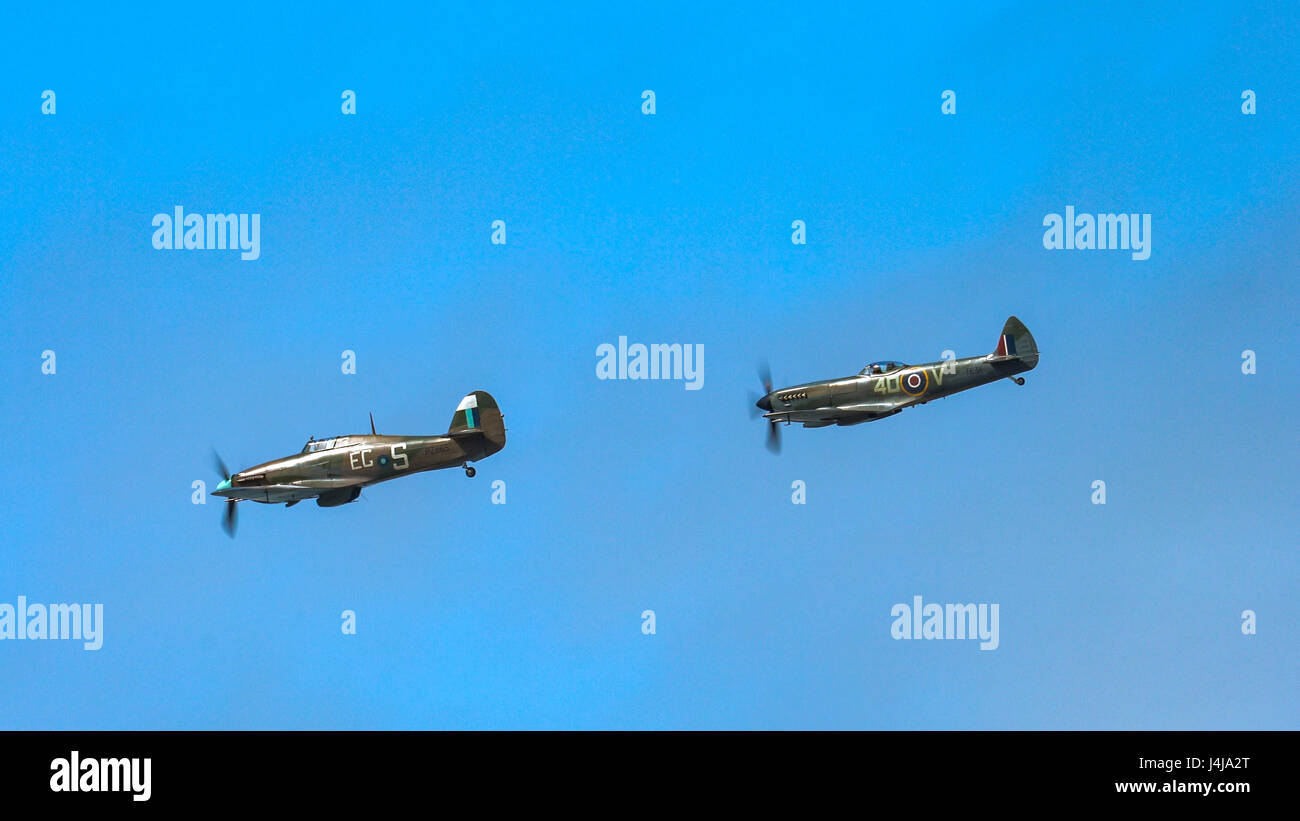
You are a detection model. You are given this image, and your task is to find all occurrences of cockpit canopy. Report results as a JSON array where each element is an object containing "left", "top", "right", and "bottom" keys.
[
  {"left": 301, "top": 436, "right": 352, "bottom": 454},
  {"left": 860, "top": 361, "right": 907, "bottom": 376}
]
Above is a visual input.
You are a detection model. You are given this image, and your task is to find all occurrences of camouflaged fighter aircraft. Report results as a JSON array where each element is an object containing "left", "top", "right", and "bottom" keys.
[
  {"left": 210, "top": 390, "right": 505, "bottom": 536},
  {"left": 753, "top": 317, "right": 1039, "bottom": 452}
]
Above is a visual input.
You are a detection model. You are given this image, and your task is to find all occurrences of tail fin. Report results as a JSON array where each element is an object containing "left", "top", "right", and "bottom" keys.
[
  {"left": 448, "top": 390, "right": 506, "bottom": 453},
  {"left": 992, "top": 316, "right": 1039, "bottom": 370}
]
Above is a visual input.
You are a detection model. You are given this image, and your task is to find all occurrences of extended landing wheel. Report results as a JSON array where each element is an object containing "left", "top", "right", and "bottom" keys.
[
  {"left": 1013, "top": 377, "right": 1025, "bottom": 386},
  {"left": 464, "top": 465, "right": 477, "bottom": 478}
]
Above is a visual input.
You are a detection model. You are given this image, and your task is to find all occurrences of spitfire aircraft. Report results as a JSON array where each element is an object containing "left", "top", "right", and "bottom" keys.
[
  {"left": 753, "top": 316, "right": 1039, "bottom": 451},
  {"left": 211, "top": 390, "right": 505, "bottom": 536}
]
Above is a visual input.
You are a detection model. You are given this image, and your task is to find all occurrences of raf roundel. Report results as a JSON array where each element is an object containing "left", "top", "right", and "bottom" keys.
[{"left": 900, "top": 368, "right": 929, "bottom": 397}]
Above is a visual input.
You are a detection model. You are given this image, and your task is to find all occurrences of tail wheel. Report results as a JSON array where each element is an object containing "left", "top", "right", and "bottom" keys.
[{"left": 465, "top": 465, "right": 477, "bottom": 478}]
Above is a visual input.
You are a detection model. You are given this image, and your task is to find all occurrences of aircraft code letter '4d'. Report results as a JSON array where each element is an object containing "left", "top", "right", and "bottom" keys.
[
  {"left": 210, "top": 391, "right": 506, "bottom": 536},
  {"left": 752, "top": 317, "right": 1038, "bottom": 452}
]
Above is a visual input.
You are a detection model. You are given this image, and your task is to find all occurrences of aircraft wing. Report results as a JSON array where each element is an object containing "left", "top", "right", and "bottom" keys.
[
  {"left": 835, "top": 399, "right": 909, "bottom": 415},
  {"left": 215, "top": 483, "right": 327, "bottom": 503},
  {"left": 216, "top": 476, "right": 368, "bottom": 503},
  {"left": 287, "top": 477, "right": 368, "bottom": 490},
  {"left": 763, "top": 406, "right": 839, "bottom": 424}
]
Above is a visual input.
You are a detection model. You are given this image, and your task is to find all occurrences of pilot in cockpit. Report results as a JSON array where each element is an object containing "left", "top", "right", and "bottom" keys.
[{"left": 861, "top": 362, "right": 904, "bottom": 376}]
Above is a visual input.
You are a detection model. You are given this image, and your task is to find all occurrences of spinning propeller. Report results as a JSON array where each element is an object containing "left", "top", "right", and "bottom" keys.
[
  {"left": 213, "top": 450, "right": 237, "bottom": 538},
  {"left": 750, "top": 362, "right": 780, "bottom": 454}
]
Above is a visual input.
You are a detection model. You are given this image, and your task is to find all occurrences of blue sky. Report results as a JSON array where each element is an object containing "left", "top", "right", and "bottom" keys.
[{"left": 0, "top": 1, "right": 1295, "bottom": 728}]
